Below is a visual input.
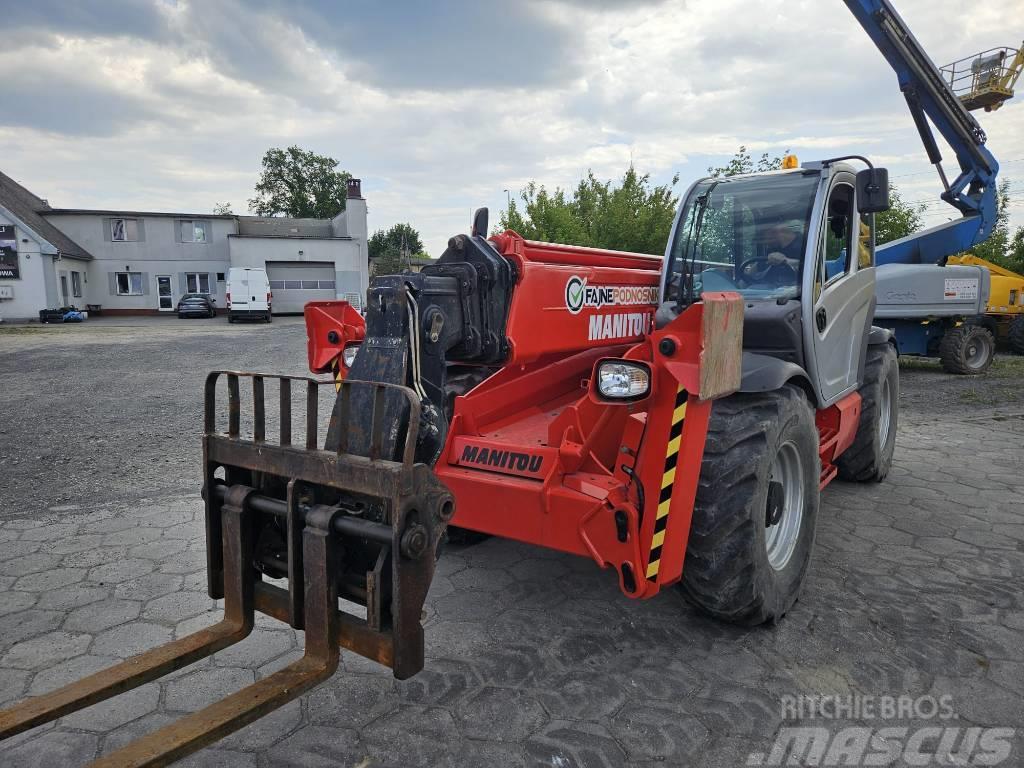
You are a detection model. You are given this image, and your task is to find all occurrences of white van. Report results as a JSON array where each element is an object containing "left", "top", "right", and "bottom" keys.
[{"left": 226, "top": 268, "right": 272, "bottom": 323}]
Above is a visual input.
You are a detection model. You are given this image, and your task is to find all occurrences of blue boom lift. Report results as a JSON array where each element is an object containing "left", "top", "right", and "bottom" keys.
[{"left": 846, "top": 0, "right": 1009, "bottom": 373}]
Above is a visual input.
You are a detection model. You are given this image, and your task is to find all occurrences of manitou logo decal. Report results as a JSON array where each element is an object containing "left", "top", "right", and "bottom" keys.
[
  {"left": 461, "top": 445, "right": 544, "bottom": 474},
  {"left": 453, "top": 441, "right": 549, "bottom": 480},
  {"left": 564, "top": 275, "right": 659, "bottom": 315},
  {"left": 588, "top": 312, "right": 651, "bottom": 341}
]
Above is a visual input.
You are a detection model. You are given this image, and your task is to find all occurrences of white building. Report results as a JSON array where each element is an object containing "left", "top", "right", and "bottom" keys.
[
  {"left": 0, "top": 171, "right": 94, "bottom": 320},
  {"left": 0, "top": 172, "right": 368, "bottom": 320}
]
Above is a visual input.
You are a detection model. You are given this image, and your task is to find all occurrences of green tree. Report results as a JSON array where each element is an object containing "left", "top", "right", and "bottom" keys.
[
  {"left": 874, "top": 184, "right": 926, "bottom": 246},
  {"left": 1007, "top": 226, "right": 1024, "bottom": 274},
  {"left": 368, "top": 223, "right": 424, "bottom": 263},
  {"left": 372, "top": 246, "right": 407, "bottom": 276},
  {"left": 968, "top": 179, "right": 1013, "bottom": 267},
  {"left": 212, "top": 202, "right": 233, "bottom": 215},
  {"left": 248, "top": 146, "right": 351, "bottom": 218},
  {"left": 498, "top": 167, "right": 679, "bottom": 255},
  {"left": 707, "top": 145, "right": 788, "bottom": 177}
]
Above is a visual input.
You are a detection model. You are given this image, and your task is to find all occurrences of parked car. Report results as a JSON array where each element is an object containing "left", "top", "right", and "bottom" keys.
[
  {"left": 177, "top": 293, "right": 217, "bottom": 319},
  {"left": 226, "top": 268, "right": 272, "bottom": 323}
]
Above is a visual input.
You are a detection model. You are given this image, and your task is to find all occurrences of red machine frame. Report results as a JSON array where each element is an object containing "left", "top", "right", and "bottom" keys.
[{"left": 306, "top": 232, "right": 861, "bottom": 600}]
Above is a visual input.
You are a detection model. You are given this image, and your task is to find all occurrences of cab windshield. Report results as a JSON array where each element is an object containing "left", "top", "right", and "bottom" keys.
[{"left": 666, "top": 171, "right": 820, "bottom": 304}]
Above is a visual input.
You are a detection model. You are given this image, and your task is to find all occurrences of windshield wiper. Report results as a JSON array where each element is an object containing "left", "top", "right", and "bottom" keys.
[{"left": 676, "top": 181, "right": 720, "bottom": 313}]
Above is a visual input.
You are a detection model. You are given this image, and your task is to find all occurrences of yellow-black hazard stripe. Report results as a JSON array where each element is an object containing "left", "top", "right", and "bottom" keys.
[
  {"left": 646, "top": 386, "right": 688, "bottom": 581},
  {"left": 331, "top": 357, "right": 343, "bottom": 392}
]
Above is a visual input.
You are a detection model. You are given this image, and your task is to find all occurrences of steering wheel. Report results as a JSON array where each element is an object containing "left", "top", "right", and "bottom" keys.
[{"left": 737, "top": 256, "right": 796, "bottom": 284}]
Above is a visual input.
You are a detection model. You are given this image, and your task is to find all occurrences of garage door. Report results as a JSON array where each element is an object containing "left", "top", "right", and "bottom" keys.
[{"left": 266, "top": 262, "right": 336, "bottom": 314}]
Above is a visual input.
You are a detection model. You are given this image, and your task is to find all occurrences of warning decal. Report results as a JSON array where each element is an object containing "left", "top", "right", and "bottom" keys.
[{"left": 943, "top": 278, "right": 978, "bottom": 301}]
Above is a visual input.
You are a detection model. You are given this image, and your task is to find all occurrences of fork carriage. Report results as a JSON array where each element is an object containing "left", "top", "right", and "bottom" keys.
[{"left": 0, "top": 372, "right": 452, "bottom": 768}]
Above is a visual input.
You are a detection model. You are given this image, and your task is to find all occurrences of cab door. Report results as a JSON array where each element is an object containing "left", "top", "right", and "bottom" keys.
[{"left": 807, "top": 176, "right": 874, "bottom": 404}]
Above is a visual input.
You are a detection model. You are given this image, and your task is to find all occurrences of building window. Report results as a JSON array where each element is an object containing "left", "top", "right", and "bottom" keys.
[
  {"left": 185, "top": 273, "right": 211, "bottom": 293},
  {"left": 180, "top": 220, "right": 208, "bottom": 243},
  {"left": 111, "top": 218, "right": 139, "bottom": 242},
  {"left": 1010, "top": 289, "right": 1018, "bottom": 306},
  {"left": 116, "top": 272, "right": 144, "bottom": 295},
  {"left": 71, "top": 271, "right": 83, "bottom": 297},
  {"left": 216, "top": 272, "right": 225, "bottom": 281}
]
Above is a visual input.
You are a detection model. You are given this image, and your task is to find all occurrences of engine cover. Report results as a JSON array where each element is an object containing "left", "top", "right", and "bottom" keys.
[{"left": 874, "top": 263, "right": 990, "bottom": 319}]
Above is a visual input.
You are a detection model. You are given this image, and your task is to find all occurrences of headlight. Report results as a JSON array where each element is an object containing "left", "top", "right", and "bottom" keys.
[
  {"left": 342, "top": 344, "right": 360, "bottom": 368},
  {"left": 596, "top": 361, "right": 651, "bottom": 400}
]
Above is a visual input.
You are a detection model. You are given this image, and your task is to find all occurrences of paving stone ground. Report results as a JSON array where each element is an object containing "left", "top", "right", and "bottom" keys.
[{"left": 1, "top": 319, "right": 1022, "bottom": 766}]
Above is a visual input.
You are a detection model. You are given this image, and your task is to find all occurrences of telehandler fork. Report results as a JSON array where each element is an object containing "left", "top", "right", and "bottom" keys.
[{"left": 0, "top": 375, "right": 453, "bottom": 766}]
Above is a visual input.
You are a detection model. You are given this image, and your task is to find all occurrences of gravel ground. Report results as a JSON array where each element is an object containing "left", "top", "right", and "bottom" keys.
[
  {"left": 1, "top": 317, "right": 1020, "bottom": 516},
  {"left": 898, "top": 355, "right": 1024, "bottom": 418},
  {"left": 0, "top": 317, "right": 312, "bottom": 516},
  {"left": 0, "top": 316, "right": 1021, "bottom": 767}
]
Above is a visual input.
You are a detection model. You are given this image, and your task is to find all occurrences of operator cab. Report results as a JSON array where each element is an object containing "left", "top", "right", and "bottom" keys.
[
  {"left": 659, "top": 161, "right": 887, "bottom": 408},
  {"left": 664, "top": 170, "right": 819, "bottom": 302}
]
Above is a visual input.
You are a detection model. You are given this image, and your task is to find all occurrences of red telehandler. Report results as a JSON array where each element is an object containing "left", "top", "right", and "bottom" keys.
[{"left": 0, "top": 193, "right": 898, "bottom": 763}]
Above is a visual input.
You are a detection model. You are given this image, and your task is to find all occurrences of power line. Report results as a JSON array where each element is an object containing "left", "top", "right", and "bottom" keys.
[
  {"left": 891, "top": 157, "right": 1024, "bottom": 180},
  {"left": 899, "top": 187, "right": 1024, "bottom": 207},
  {"left": 904, "top": 196, "right": 1023, "bottom": 210}
]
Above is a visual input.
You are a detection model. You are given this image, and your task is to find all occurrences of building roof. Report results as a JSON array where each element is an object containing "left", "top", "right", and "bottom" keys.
[
  {"left": 0, "top": 171, "right": 92, "bottom": 260},
  {"left": 228, "top": 234, "right": 352, "bottom": 241},
  {"left": 236, "top": 216, "right": 335, "bottom": 238},
  {"left": 369, "top": 253, "right": 435, "bottom": 265},
  {"left": 43, "top": 208, "right": 237, "bottom": 220}
]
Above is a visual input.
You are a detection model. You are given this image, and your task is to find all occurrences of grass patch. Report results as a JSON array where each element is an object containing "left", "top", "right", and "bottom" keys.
[
  {"left": 988, "top": 356, "right": 1024, "bottom": 379},
  {"left": 0, "top": 325, "right": 49, "bottom": 334},
  {"left": 899, "top": 354, "right": 1024, "bottom": 377},
  {"left": 897, "top": 357, "right": 943, "bottom": 372}
]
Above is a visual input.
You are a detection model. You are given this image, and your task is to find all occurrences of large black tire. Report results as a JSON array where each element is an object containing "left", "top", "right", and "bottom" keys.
[
  {"left": 837, "top": 344, "right": 898, "bottom": 483},
  {"left": 939, "top": 324, "right": 994, "bottom": 374},
  {"left": 266, "top": 313, "right": 273, "bottom": 324},
  {"left": 681, "top": 385, "right": 820, "bottom": 625},
  {"left": 1009, "top": 316, "right": 1024, "bottom": 355}
]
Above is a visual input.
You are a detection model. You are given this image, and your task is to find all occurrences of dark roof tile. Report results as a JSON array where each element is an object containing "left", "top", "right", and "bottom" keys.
[{"left": 0, "top": 170, "right": 92, "bottom": 260}]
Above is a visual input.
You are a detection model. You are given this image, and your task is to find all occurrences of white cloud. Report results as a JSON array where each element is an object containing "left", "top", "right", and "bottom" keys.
[{"left": 0, "top": 0, "right": 1020, "bottom": 258}]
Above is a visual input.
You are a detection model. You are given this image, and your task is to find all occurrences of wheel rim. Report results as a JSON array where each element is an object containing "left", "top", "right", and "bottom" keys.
[
  {"left": 965, "top": 336, "right": 989, "bottom": 369},
  {"left": 878, "top": 375, "right": 892, "bottom": 448},
  {"left": 765, "top": 440, "right": 804, "bottom": 571}
]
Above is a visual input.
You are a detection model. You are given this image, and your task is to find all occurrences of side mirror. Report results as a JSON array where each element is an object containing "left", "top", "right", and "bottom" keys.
[{"left": 857, "top": 167, "right": 890, "bottom": 213}]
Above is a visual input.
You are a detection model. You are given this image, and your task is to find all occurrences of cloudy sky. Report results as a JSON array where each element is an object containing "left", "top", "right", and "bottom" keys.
[{"left": 1, "top": 0, "right": 1021, "bottom": 256}]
